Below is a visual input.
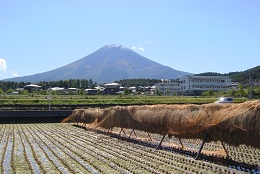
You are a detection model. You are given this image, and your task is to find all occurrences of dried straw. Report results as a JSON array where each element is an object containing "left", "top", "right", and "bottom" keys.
[{"left": 62, "top": 100, "right": 260, "bottom": 148}]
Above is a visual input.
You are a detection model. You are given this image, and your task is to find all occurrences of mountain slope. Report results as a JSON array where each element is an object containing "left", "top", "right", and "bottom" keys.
[{"left": 4, "top": 44, "right": 191, "bottom": 84}]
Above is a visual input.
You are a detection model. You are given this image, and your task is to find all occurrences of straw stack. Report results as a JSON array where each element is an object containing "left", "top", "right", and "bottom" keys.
[{"left": 62, "top": 100, "right": 260, "bottom": 148}]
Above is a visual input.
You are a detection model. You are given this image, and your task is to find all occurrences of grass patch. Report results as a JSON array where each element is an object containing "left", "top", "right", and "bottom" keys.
[{"left": 0, "top": 95, "right": 248, "bottom": 105}]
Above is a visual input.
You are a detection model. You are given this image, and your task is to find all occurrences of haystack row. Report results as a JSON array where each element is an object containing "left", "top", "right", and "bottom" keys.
[{"left": 62, "top": 100, "right": 260, "bottom": 148}]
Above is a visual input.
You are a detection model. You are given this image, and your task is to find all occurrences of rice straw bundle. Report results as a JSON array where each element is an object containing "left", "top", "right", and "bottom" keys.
[{"left": 62, "top": 100, "right": 260, "bottom": 148}]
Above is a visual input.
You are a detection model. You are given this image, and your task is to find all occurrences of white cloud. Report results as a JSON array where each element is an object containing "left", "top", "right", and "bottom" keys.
[
  {"left": 138, "top": 47, "right": 144, "bottom": 51},
  {"left": 132, "top": 46, "right": 144, "bottom": 51},
  {"left": 0, "top": 58, "right": 7, "bottom": 72},
  {"left": 0, "top": 59, "right": 19, "bottom": 78},
  {"left": 10, "top": 70, "right": 19, "bottom": 77},
  {"left": 144, "top": 40, "right": 159, "bottom": 45}
]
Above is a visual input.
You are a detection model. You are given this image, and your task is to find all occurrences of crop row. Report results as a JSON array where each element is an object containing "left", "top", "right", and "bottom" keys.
[
  {"left": 108, "top": 126, "right": 260, "bottom": 167},
  {"left": 0, "top": 123, "right": 259, "bottom": 173}
]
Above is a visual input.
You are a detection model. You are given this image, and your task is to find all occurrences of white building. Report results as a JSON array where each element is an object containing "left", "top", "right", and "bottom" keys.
[
  {"left": 155, "top": 82, "right": 180, "bottom": 95},
  {"left": 179, "top": 75, "right": 231, "bottom": 95},
  {"left": 103, "top": 83, "right": 121, "bottom": 94},
  {"left": 24, "top": 84, "right": 42, "bottom": 92},
  {"left": 103, "top": 83, "right": 121, "bottom": 88}
]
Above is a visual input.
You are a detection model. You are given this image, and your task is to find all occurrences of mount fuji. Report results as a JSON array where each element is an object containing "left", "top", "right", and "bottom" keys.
[{"left": 4, "top": 44, "right": 191, "bottom": 84}]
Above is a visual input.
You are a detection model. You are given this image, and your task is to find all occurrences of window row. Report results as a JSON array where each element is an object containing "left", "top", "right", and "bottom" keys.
[{"left": 193, "top": 85, "right": 229, "bottom": 89}]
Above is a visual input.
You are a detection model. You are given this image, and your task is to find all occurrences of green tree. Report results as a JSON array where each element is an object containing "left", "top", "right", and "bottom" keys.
[
  {"left": 202, "top": 89, "right": 214, "bottom": 96},
  {"left": 227, "top": 89, "right": 236, "bottom": 97},
  {"left": 124, "top": 88, "right": 132, "bottom": 95},
  {"left": 79, "top": 89, "right": 85, "bottom": 95},
  {"left": 155, "top": 89, "right": 161, "bottom": 96},
  {"left": 51, "top": 90, "right": 57, "bottom": 95},
  {"left": 7, "top": 88, "right": 13, "bottom": 94},
  {"left": 0, "top": 88, "right": 3, "bottom": 96},
  {"left": 237, "top": 84, "right": 246, "bottom": 97},
  {"left": 20, "top": 89, "right": 29, "bottom": 95},
  {"left": 40, "top": 90, "right": 48, "bottom": 95}
]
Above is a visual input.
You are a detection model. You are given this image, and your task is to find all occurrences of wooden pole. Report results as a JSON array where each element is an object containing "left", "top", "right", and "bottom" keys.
[
  {"left": 221, "top": 141, "right": 229, "bottom": 159},
  {"left": 122, "top": 129, "right": 127, "bottom": 136},
  {"left": 195, "top": 133, "right": 209, "bottom": 160},
  {"left": 147, "top": 132, "right": 152, "bottom": 141},
  {"left": 156, "top": 134, "right": 166, "bottom": 150},
  {"left": 128, "top": 129, "right": 135, "bottom": 138},
  {"left": 119, "top": 128, "right": 127, "bottom": 136},
  {"left": 119, "top": 128, "right": 123, "bottom": 136},
  {"left": 178, "top": 138, "right": 184, "bottom": 149},
  {"left": 133, "top": 129, "right": 137, "bottom": 137}
]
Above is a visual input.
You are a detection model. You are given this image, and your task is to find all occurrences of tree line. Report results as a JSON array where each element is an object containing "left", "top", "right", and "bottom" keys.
[
  {"left": 115, "top": 78, "right": 169, "bottom": 87},
  {"left": 0, "top": 79, "right": 97, "bottom": 93},
  {"left": 195, "top": 65, "right": 260, "bottom": 84},
  {"left": 201, "top": 84, "right": 260, "bottom": 98}
]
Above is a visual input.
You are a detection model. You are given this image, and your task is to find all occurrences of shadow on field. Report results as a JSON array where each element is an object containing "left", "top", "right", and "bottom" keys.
[{"left": 73, "top": 125, "right": 260, "bottom": 173}]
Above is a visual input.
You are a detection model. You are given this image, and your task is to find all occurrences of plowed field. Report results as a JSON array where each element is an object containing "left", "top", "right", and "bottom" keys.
[{"left": 0, "top": 123, "right": 259, "bottom": 173}]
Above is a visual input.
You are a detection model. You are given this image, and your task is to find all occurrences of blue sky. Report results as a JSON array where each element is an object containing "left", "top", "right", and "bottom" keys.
[{"left": 0, "top": 0, "right": 259, "bottom": 80}]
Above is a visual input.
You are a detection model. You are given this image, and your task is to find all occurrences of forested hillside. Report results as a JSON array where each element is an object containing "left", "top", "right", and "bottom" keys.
[
  {"left": 228, "top": 66, "right": 260, "bottom": 83},
  {"left": 195, "top": 66, "right": 260, "bottom": 83}
]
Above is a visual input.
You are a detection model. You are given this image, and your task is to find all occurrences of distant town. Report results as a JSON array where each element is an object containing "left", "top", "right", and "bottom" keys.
[{"left": 2, "top": 74, "right": 258, "bottom": 99}]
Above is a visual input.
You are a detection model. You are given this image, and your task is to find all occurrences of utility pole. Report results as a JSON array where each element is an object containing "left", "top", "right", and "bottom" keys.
[{"left": 47, "top": 95, "right": 52, "bottom": 111}]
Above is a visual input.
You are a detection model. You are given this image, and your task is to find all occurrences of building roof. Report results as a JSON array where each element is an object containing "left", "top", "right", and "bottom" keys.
[
  {"left": 24, "top": 84, "right": 42, "bottom": 88},
  {"left": 50, "top": 87, "right": 65, "bottom": 91},
  {"left": 68, "top": 88, "right": 79, "bottom": 90},
  {"left": 104, "top": 83, "right": 121, "bottom": 86}
]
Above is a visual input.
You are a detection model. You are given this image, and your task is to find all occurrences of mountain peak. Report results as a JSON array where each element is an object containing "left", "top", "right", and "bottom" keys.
[
  {"left": 102, "top": 44, "right": 131, "bottom": 51},
  {"left": 3, "top": 44, "right": 191, "bottom": 84}
]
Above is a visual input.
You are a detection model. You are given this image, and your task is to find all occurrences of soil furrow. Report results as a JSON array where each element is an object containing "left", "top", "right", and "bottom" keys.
[
  {"left": 28, "top": 124, "right": 96, "bottom": 174},
  {"left": 17, "top": 124, "right": 42, "bottom": 174}
]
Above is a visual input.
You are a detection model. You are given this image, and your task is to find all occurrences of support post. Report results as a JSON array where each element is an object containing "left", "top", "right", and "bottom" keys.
[
  {"left": 119, "top": 128, "right": 123, "bottom": 136},
  {"left": 147, "top": 132, "right": 152, "bottom": 141},
  {"left": 83, "top": 123, "right": 88, "bottom": 130},
  {"left": 156, "top": 134, "right": 166, "bottom": 150},
  {"left": 133, "top": 129, "right": 137, "bottom": 137},
  {"left": 221, "top": 141, "right": 229, "bottom": 159},
  {"left": 119, "top": 128, "right": 127, "bottom": 136},
  {"left": 195, "top": 133, "right": 209, "bottom": 160},
  {"left": 122, "top": 129, "right": 127, "bottom": 136},
  {"left": 178, "top": 138, "right": 184, "bottom": 149},
  {"left": 128, "top": 129, "right": 135, "bottom": 138},
  {"left": 107, "top": 128, "right": 112, "bottom": 134}
]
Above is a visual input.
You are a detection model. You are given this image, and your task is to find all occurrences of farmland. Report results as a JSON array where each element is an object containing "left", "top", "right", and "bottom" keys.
[
  {"left": 0, "top": 123, "right": 259, "bottom": 173},
  {"left": 0, "top": 95, "right": 248, "bottom": 105}
]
